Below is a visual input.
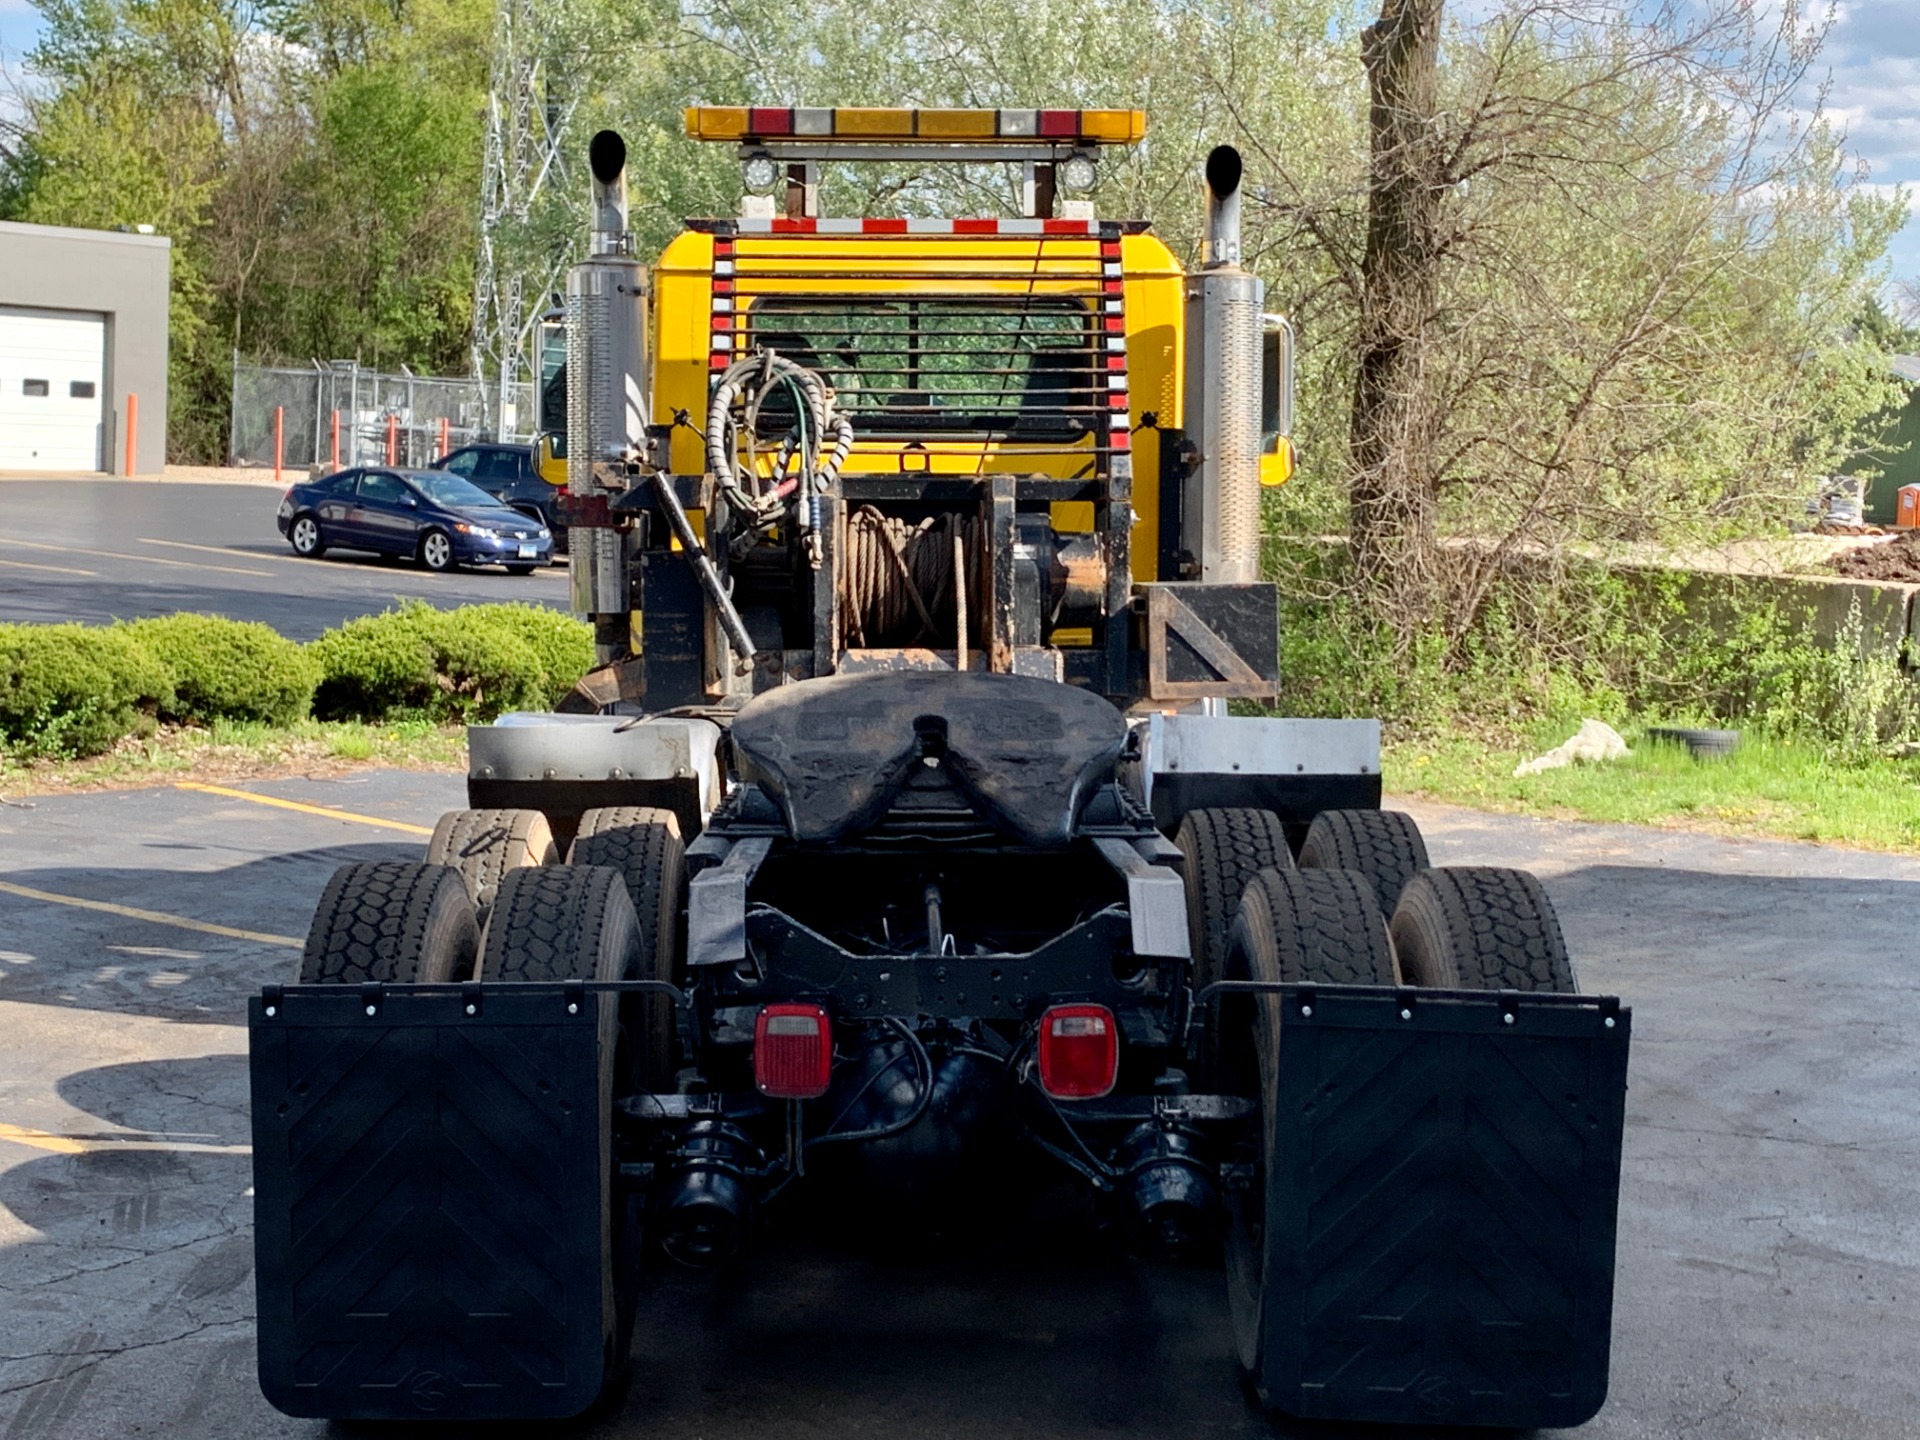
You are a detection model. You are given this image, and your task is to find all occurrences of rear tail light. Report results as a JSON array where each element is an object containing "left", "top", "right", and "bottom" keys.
[
  {"left": 1037, "top": 1004, "right": 1118, "bottom": 1099},
  {"left": 753, "top": 1004, "right": 833, "bottom": 1099}
]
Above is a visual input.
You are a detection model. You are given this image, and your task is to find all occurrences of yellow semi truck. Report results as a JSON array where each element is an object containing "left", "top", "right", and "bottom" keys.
[{"left": 248, "top": 106, "right": 1630, "bottom": 1431}]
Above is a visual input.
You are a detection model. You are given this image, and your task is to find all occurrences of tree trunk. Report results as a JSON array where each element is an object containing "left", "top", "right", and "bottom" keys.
[{"left": 1350, "top": 0, "right": 1445, "bottom": 635}]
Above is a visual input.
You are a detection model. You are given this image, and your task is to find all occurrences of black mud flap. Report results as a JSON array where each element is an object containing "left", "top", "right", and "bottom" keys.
[
  {"left": 249, "top": 984, "right": 612, "bottom": 1421},
  {"left": 1254, "top": 985, "right": 1630, "bottom": 1429}
]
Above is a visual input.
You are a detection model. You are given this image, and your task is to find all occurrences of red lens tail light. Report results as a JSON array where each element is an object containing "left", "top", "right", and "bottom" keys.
[
  {"left": 1037, "top": 1004, "right": 1119, "bottom": 1099},
  {"left": 753, "top": 1004, "right": 833, "bottom": 1099}
]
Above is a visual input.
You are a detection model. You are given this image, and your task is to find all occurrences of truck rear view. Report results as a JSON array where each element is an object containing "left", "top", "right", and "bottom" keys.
[{"left": 248, "top": 105, "right": 1630, "bottom": 1429}]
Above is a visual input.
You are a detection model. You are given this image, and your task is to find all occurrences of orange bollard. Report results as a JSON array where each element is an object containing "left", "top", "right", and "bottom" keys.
[
  {"left": 438, "top": 416, "right": 450, "bottom": 459},
  {"left": 125, "top": 393, "right": 138, "bottom": 475},
  {"left": 274, "top": 405, "right": 284, "bottom": 486},
  {"left": 386, "top": 413, "right": 398, "bottom": 466},
  {"left": 330, "top": 410, "right": 340, "bottom": 470}
]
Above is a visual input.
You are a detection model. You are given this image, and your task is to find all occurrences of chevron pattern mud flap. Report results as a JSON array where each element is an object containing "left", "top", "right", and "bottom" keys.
[
  {"left": 249, "top": 984, "right": 612, "bottom": 1421},
  {"left": 1256, "top": 985, "right": 1630, "bottom": 1429}
]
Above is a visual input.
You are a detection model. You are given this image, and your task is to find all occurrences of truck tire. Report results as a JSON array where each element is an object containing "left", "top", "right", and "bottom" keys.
[
  {"left": 1209, "top": 867, "right": 1398, "bottom": 1095},
  {"left": 1230, "top": 867, "right": 1399, "bottom": 989},
  {"left": 1221, "top": 866, "right": 1398, "bottom": 1400},
  {"left": 1646, "top": 725, "right": 1739, "bottom": 759},
  {"left": 298, "top": 861, "right": 477, "bottom": 985},
  {"left": 480, "top": 863, "right": 638, "bottom": 986},
  {"left": 426, "top": 807, "right": 557, "bottom": 923},
  {"left": 1176, "top": 809, "right": 1293, "bottom": 1090},
  {"left": 479, "top": 863, "right": 643, "bottom": 1403},
  {"left": 567, "top": 808, "right": 685, "bottom": 1092},
  {"left": 1297, "top": 808, "right": 1429, "bottom": 916},
  {"left": 1222, "top": 862, "right": 1287, "bottom": 1392},
  {"left": 1389, "top": 866, "right": 1577, "bottom": 993}
]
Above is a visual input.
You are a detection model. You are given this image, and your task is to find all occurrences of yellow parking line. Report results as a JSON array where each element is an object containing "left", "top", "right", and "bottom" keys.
[
  {"left": 0, "top": 1123, "right": 88, "bottom": 1155},
  {"left": 8, "top": 538, "right": 273, "bottom": 578},
  {"left": 138, "top": 537, "right": 300, "bottom": 564},
  {"left": 0, "top": 1122, "right": 250, "bottom": 1156},
  {"left": 0, "top": 878, "right": 302, "bottom": 947},
  {"left": 0, "top": 556, "right": 98, "bottom": 576},
  {"left": 174, "top": 780, "right": 435, "bottom": 836}
]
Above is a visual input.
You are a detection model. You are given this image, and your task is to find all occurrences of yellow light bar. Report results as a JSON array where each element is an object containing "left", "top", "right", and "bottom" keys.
[
  {"left": 916, "top": 108, "right": 999, "bottom": 139},
  {"left": 687, "top": 105, "right": 750, "bottom": 141},
  {"left": 1080, "top": 109, "right": 1147, "bottom": 144},
  {"left": 833, "top": 106, "right": 915, "bottom": 137},
  {"left": 683, "top": 106, "right": 1147, "bottom": 146}
]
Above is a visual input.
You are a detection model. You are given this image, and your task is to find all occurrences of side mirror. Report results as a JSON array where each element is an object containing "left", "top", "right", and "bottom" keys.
[
  {"left": 1259, "top": 435, "right": 1295, "bottom": 488},
  {"left": 537, "top": 432, "right": 567, "bottom": 487},
  {"left": 403, "top": 496, "right": 418, "bottom": 508},
  {"left": 1259, "top": 313, "right": 1296, "bottom": 488}
]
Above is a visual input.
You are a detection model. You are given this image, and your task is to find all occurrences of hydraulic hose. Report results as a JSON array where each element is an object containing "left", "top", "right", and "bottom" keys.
[{"left": 706, "top": 351, "right": 855, "bottom": 560}]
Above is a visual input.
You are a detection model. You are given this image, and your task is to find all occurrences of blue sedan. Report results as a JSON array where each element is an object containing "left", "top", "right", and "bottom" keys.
[{"left": 276, "top": 467, "right": 554, "bottom": 573}]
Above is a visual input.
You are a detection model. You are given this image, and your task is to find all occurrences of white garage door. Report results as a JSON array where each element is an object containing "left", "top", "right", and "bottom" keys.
[{"left": 0, "top": 307, "right": 107, "bottom": 471}]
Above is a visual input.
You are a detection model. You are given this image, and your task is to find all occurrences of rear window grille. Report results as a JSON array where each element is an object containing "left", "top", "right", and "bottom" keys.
[{"left": 746, "top": 297, "right": 1100, "bottom": 439}]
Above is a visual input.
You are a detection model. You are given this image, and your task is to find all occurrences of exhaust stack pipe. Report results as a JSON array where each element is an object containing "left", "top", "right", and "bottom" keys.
[
  {"left": 567, "top": 130, "right": 651, "bottom": 658},
  {"left": 588, "top": 129, "right": 630, "bottom": 258},
  {"left": 1181, "top": 145, "right": 1264, "bottom": 585},
  {"left": 1201, "top": 144, "right": 1243, "bottom": 269}
]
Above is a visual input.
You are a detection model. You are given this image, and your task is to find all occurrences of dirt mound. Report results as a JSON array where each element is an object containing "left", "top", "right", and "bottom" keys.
[{"left": 1828, "top": 532, "right": 1920, "bottom": 583}]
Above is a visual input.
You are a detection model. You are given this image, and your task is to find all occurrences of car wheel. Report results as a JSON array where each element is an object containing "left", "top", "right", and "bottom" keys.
[
  {"left": 417, "top": 528, "right": 455, "bottom": 572},
  {"left": 289, "top": 513, "right": 325, "bottom": 557}
]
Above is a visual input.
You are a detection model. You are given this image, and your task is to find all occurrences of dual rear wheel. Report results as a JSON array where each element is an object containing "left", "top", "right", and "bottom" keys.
[
  {"left": 296, "top": 805, "right": 688, "bottom": 1405},
  {"left": 1174, "top": 807, "right": 1577, "bottom": 1402}
]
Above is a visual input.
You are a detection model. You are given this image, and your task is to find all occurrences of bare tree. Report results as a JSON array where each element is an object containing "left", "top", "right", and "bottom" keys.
[
  {"left": 1351, "top": 0, "right": 1447, "bottom": 630},
  {"left": 1253, "top": 0, "right": 1905, "bottom": 647}
]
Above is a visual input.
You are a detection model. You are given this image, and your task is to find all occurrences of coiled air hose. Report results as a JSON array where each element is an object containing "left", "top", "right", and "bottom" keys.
[{"left": 707, "top": 350, "right": 854, "bottom": 566}]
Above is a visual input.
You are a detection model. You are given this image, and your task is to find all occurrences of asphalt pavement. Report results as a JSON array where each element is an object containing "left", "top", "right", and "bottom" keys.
[
  {"left": 0, "top": 779, "right": 1915, "bottom": 1438},
  {"left": 0, "top": 480, "right": 567, "bottom": 639}
]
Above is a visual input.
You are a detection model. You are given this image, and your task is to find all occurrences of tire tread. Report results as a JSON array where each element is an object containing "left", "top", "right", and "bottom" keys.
[
  {"left": 299, "top": 861, "right": 475, "bottom": 984},
  {"left": 1298, "top": 809, "right": 1429, "bottom": 916},
  {"left": 1389, "top": 865, "right": 1575, "bottom": 993}
]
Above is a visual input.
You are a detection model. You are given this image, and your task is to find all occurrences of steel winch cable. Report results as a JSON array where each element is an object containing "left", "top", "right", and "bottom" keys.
[{"left": 841, "top": 505, "right": 979, "bottom": 649}]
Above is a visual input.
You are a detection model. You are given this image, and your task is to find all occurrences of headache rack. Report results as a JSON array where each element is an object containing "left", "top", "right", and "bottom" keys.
[{"left": 709, "top": 227, "right": 1131, "bottom": 467}]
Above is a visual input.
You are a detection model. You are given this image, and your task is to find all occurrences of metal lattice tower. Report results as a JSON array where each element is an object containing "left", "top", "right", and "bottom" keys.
[{"left": 471, "top": 0, "right": 575, "bottom": 440}]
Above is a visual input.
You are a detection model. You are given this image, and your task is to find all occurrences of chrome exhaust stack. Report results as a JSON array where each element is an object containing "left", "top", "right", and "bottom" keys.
[
  {"left": 1181, "top": 145, "right": 1264, "bottom": 585},
  {"left": 567, "top": 130, "right": 651, "bottom": 659}
]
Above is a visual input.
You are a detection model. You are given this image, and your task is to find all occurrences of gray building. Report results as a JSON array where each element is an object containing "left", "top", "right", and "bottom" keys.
[{"left": 0, "top": 220, "right": 170, "bottom": 475}]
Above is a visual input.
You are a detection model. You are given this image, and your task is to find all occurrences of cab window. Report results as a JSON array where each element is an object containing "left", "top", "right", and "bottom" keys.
[
  {"left": 442, "top": 449, "right": 480, "bottom": 478},
  {"left": 475, "top": 449, "right": 523, "bottom": 482},
  {"left": 358, "top": 472, "right": 410, "bottom": 505}
]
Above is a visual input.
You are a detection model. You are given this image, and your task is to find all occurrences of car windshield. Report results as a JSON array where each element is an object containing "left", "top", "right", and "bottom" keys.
[{"left": 409, "top": 472, "right": 503, "bottom": 510}]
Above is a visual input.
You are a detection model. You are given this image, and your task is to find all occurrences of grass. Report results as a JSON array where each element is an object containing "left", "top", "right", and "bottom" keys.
[
  {"left": 0, "top": 716, "right": 465, "bottom": 796},
  {"left": 3, "top": 705, "right": 1914, "bottom": 856},
  {"left": 1387, "top": 724, "right": 1920, "bottom": 853}
]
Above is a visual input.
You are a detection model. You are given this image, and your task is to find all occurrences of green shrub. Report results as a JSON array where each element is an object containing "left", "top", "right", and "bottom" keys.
[
  {"left": 0, "top": 623, "right": 173, "bottom": 759},
  {"left": 308, "top": 603, "right": 440, "bottom": 720},
  {"left": 1276, "top": 542, "right": 1920, "bottom": 762},
  {"left": 309, "top": 601, "right": 557, "bottom": 723},
  {"left": 121, "top": 614, "right": 320, "bottom": 726},
  {"left": 457, "top": 604, "right": 595, "bottom": 706}
]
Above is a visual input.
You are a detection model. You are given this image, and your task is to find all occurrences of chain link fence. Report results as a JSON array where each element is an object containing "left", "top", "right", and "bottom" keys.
[{"left": 229, "top": 357, "right": 535, "bottom": 472}]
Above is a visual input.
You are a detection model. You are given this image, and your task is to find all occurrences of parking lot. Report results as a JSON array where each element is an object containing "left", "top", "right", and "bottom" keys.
[
  {"left": 0, "top": 480, "right": 566, "bottom": 638},
  {"left": 0, "top": 777, "right": 1915, "bottom": 1438}
]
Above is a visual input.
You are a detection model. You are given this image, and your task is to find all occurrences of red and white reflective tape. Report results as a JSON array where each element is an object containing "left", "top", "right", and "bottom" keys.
[{"left": 731, "top": 216, "right": 1104, "bottom": 237}]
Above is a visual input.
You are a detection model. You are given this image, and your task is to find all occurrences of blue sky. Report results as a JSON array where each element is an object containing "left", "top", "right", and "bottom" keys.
[
  {"left": 2, "top": 0, "right": 1916, "bottom": 296},
  {"left": 1818, "top": 0, "right": 1920, "bottom": 297}
]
